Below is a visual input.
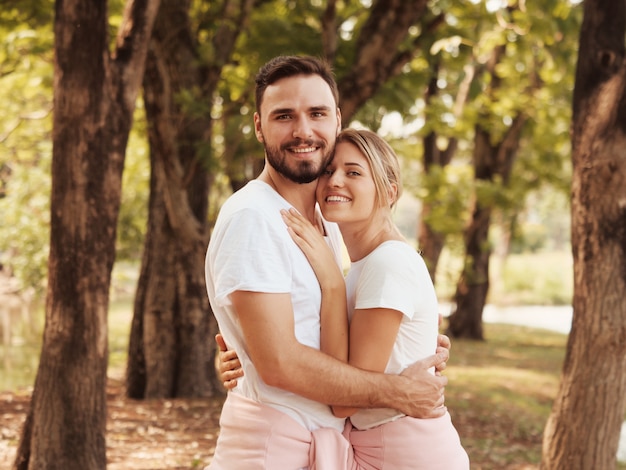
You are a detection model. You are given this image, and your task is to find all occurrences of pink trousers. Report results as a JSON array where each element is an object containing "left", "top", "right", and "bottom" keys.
[
  {"left": 207, "top": 392, "right": 469, "bottom": 470},
  {"left": 349, "top": 412, "right": 469, "bottom": 470},
  {"left": 206, "top": 392, "right": 353, "bottom": 470}
]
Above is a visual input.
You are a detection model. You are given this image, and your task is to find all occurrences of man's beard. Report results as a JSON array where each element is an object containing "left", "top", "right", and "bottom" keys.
[{"left": 264, "top": 139, "right": 333, "bottom": 184}]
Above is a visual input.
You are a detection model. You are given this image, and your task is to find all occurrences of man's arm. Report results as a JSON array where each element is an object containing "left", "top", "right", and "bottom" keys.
[{"left": 231, "top": 290, "right": 448, "bottom": 418}]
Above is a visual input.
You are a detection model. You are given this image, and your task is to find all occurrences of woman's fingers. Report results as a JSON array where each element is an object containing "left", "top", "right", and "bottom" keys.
[{"left": 218, "top": 351, "right": 241, "bottom": 373}]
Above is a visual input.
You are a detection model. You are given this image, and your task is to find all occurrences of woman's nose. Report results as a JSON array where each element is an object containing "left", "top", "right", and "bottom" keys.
[{"left": 328, "top": 172, "right": 343, "bottom": 187}]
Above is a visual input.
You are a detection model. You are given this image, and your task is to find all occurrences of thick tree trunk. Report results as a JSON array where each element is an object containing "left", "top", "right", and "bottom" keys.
[
  {"left": 13, "top": 0, "right": 158, "bottom": 468},
  {"left": 541, "top": 1, "right": 626, "bottom": 468},
  {"left": 446, "top": 202, "right": 491, "bottom": 340},
  {"left": 126, "top": 0, "right": 213, "bottom": 398},
  {"left": 126, "top": 0, "right": 252, "bottom": 398}
]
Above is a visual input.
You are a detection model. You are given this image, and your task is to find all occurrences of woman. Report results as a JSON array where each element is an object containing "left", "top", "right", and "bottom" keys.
[{"left": 220, "top": 128, "right": 469, "bottom": 469}]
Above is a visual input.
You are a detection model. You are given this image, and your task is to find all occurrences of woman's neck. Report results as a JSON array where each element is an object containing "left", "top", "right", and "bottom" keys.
[{"left": 340, "top": 216, "right": 404, "bottom": 262}]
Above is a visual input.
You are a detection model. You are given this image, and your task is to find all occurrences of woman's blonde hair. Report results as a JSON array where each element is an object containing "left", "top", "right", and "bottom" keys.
[{"left": 335, "top": 128, "right": 402, "bottom": 209}]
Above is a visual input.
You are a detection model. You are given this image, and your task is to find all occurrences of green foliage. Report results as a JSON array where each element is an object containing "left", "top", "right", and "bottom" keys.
[
  {"left": 510, "top": 222, "right": 549, "bottom": 253},
  {"left": 414, "top": 163, "right": 472, "bottom": 235},
  {"left": 116, "top": 103, "right": 149, "bottom": 261},
  {"left": 0, "top": 160, "right": 51, "bottom": 291},
  {"left": 445, "top": 323, "right": 568, "bottom": 468},
  {"left": 0, "top": 3, "right": 151, "bottom": 290},
  {"left": 0, "top": 0, "right": 583, "bottom": 301},
  {"left": 493, "top": 251, "right": 573, "bottom": 306},
  {"left": 0, "top": 2, "right": 54, "bottom": 293}
]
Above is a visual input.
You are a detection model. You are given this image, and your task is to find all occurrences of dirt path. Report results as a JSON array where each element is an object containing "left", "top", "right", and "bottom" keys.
[{"left": 0, "top": 378, "right": 224, "bottom": 469}]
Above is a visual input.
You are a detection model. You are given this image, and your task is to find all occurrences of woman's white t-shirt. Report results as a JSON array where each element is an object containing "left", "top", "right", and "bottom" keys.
[{"left": 346, "top": 240, "right": 439, "bottom": 430}]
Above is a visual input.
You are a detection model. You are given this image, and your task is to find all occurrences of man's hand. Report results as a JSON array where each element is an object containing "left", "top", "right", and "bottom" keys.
[
  {"left": 398, "top": 350, "right": 449, "bottom": 419},
  {"left": 215, "top": 333, "right": 243, "bottom": 390}
]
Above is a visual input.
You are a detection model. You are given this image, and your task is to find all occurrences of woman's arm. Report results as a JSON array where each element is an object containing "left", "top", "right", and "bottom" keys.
[
  {"left": 280, "top": 208, "right": 349, "bottom": 362},
  {"left": 331, "top": 307, "right": 403, "bottom": 418}
]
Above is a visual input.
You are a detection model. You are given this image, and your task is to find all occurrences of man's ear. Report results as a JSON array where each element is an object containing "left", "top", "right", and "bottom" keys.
[{"left": 254, "top": 112, "right": 264, "bottom": 143}]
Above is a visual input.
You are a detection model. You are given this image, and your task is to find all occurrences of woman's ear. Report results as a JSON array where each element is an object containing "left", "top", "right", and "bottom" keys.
[{"left": 388, "top": 183, "right": 398, "bottom": 207}]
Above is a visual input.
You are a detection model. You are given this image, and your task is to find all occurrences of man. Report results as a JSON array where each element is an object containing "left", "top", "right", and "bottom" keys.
[{"left": 205, "top": 55, "right": 449, "bottom": 469}]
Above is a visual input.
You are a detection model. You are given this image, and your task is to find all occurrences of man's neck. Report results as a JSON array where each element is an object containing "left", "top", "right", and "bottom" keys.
[{"left": 258, "top": 168, "right": 318, "bottom": 222}]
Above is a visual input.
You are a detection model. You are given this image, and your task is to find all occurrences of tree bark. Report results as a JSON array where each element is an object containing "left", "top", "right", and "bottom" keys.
[
  {"left": 418, "top": 65, "right": 459, "bottom": 280},
  {"left": 126, "top": 0, "right": 253, "bottom": 399},
  {"left": 337, "top": 0, "right": 429, "bottom": 124},
  {"left": 541, "top": 1, "right": 626, "bottom": 468},
  {"left": 446, "top": 41, "right": 526, "bottom": 340},
  {"left": 13, "top": 0, "right": 159, "bottom": 468}
]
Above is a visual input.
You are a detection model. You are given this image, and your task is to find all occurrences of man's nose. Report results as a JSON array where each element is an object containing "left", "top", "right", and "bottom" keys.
[{"left": 292, "top": 118, "right": 313, "bottom": 139}]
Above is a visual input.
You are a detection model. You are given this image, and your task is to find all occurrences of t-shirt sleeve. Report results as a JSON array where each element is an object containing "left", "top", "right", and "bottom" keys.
[
  {"left": 211, "top": 207, "right": 292, "bottom": 306},
  {"left": 354, "top": 246, "right": 422, "bottom": 320}
]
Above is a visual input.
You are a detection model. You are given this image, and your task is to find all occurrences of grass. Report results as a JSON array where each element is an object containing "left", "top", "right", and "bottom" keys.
[
  {"left": 444, "top": 322, "right": 626, "bottom": 469},
  {"left": 4, "top": 305, "right": 626, "bottom": 468},
  {"left": 4, "top": 256, "right": 625, "bottom": 468}
]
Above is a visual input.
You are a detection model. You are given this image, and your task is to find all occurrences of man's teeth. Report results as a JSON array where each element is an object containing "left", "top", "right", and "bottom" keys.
[{"left": 292, "top": 147, "right": 316, "bottom": 153}]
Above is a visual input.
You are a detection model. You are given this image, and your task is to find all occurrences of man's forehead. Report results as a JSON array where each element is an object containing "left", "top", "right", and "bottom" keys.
[{"left": 262, "top": 75, "right": 336, "bottom": 109}]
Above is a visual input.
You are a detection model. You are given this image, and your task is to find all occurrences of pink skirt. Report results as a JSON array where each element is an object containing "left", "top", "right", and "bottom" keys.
[{"left": 349, "top": 412, "right": 469, "bottom": 470}]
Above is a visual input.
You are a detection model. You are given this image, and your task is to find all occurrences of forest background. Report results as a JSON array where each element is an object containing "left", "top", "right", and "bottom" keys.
[{"left": 1, "top": 0, "right": 625, "bottom": 469}]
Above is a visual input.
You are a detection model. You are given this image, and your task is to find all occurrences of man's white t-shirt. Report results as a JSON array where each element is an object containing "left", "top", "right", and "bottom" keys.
[
  {"left": 346, "top": 240, "right": 439, "bottom": 430},
  {"left": 205, "top": 180, "right": 346, "bottom": 432}
]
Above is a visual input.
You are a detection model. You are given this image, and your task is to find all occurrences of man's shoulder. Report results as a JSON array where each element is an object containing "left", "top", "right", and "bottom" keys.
[
  {"left": 224, "top": 180, "right": 265, "bottom": 203},
  {"left": 212, "top": 181, "right": 289, "bottom": 243},
  {"left": 218, "top": 181, "right": 276, "bottom": 216}
]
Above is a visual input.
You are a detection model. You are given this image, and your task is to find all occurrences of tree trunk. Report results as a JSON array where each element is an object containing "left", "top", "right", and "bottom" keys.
[
  {"left": 418, "top": 211, "right": 447, "bottom": 281},
  {"left": 13, "top": 0, "right": 158, "bottom": 468},
  {"left": 418, "top": 66, "right": 459, "bottom": 280},
  {"left": 446, "top": 43, "right": 526, "bottom": 340},
  {"left": 337, "top": 0, "right": 429, "bottom": 124},
  {"left": 126, "top": 0, "right": 252, "bottom": 399},
  {"left": 541, "top": 1, "right": 626, "bottom": 468},
  {"left": 446, "top": 197, "right": 491, "bottom": 340}
]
